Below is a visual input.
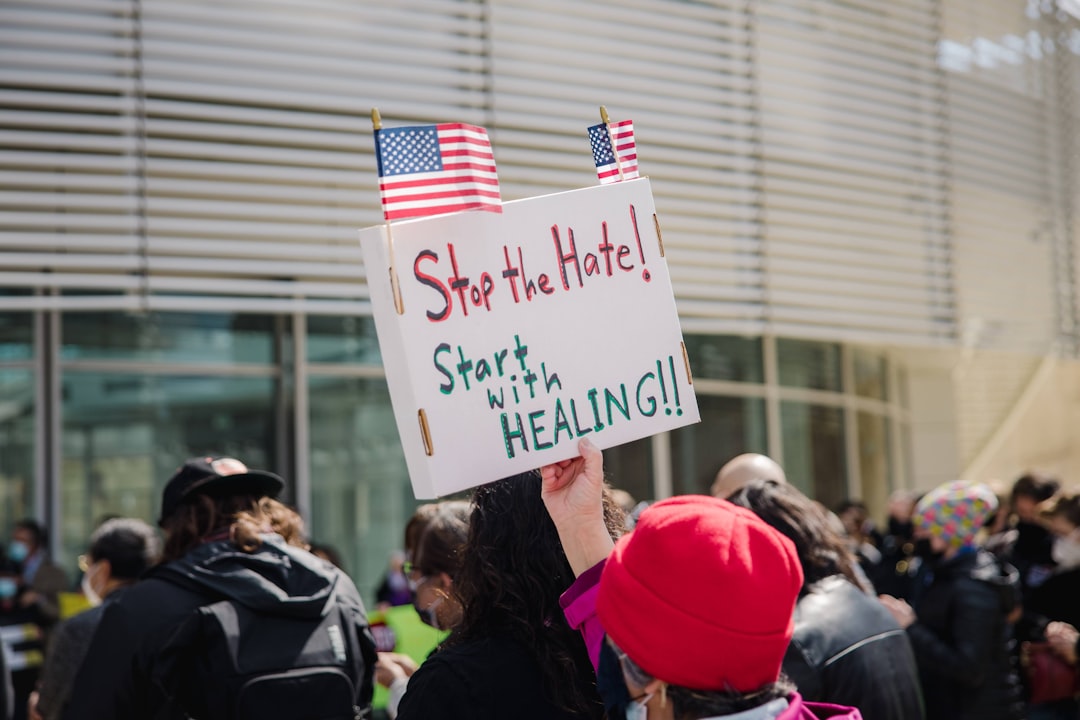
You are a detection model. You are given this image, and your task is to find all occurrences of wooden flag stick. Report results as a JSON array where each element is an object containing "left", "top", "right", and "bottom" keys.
[
  {"left": 680, "top": 341, "right": 694, "bottom": 386},
  {"left": 418, "top": 408, "right": 434, "bottom": 456},
  {"left": 372, "top": 107, "right": 404, "bottom": 315},
  {"left": 600, "top": 105, "right": 625, "bottom": 182},
  {"left": 653, "top": 213, "right": 666, "bottom": 258}
]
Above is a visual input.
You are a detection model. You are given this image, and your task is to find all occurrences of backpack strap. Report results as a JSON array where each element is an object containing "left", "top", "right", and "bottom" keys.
[{"left": 334, "top": 596, "right": 376, "bottom": 719}]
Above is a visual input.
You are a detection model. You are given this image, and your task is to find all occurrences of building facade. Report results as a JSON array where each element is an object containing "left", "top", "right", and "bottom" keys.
[{"left": 1, "top": 0, "right": 1078, "bottom": 601}]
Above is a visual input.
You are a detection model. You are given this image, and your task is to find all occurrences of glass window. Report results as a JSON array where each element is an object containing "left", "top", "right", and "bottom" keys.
[
  {"left": 681, "top": 334, "right": 764, "bottom": 383},
  {"left": 62, "top": 312, "right": 277, "bottom": 365},
  {"left": 781, "top": 401, "right": 847, "bottom": 510},
  {"left": 309, "top": 376, "right": 412, "bottom": 608},
  {"left": 0, "top": 370, "right": 35, "bottom": 537},
  {"left": 896, "top": 366, "right": 910, "bottom": 409},
  {"left": 853, "top": 349, "right": 888, "bottom": 400},
  {"left": 777, "top": 339, "right": 842, "bottom": 392},
  {"left": 307, "top": 316, "right": 382, "bottom": 365},
  {"left": 603, "top": 437, "right": 653, "bottom": 510},
  {"left": 0, "top": 312, "right": 32, "bottom": 362},
  {"left": 857, "top": 412, "right": 892, "bottom": 517},
  {"left": 60, "top": 372, "right": 278, "bottom": 573},
  {"left": 671, "top": 395, "right": 767, "bottom": 496},
  {"left": 899, "top": 422, "right": 913, "bottom": 489}
]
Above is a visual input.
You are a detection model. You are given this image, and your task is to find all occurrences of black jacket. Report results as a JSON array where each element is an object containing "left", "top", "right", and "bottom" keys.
[
  {"left": 988, "top": 522, "right": 1057, "bottom": 599},
  {"left": 0, "top": 626, "right": 10, "bottom": 720},
  {"left": 1023, "top": 566, "right": 1080, "bottom": 633},
  {"left": 783, "top": 575, "right": 925, "bottom": 720},
  {"left": 906, "top": 549, "right": 1024, "bottom": 720},
  {"left": 63, "top": 534, "right": 376, "bottom": 720},
  {"left": 871, "top": 519, "right": 920, "bottom": 600},
  {"left": 397, "top": 635, "right": 601, "bottom": 720},
  {"left": 36, "top": 588, "right": 125, "bottom": 720}
]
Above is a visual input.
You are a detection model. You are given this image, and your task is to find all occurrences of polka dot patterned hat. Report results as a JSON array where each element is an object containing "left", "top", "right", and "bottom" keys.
[{"left": 913, "top": 481, "right": 999, "bottom": 549}]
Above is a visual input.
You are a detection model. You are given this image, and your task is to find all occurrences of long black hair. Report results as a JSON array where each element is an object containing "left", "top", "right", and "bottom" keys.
[{"left": 449, "top": 471, "right": 623, "bottom": 718}]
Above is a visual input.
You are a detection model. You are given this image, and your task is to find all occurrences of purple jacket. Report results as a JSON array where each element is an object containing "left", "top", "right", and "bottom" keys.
[
  {"left": 559, "top": 560, "right": 863, "bottom": 720},
  {"left": 773, "top": 696, "right": 864, "bottom": 719}
]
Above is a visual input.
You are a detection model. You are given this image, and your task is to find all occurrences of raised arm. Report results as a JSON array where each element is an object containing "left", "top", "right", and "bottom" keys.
[
  {"left": 540, "top": 437, "right": 615, "bottom": 671},
  {"left": 539, "top": 437, "right": 614, "bottom": 577}
]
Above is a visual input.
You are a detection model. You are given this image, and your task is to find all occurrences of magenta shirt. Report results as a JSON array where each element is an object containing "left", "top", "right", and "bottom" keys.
[{"left": 558, "top": 559, "right": 606, "bottom": 672}]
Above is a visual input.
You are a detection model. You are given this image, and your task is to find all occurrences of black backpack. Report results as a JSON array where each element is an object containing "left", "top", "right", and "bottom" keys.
[{"left": 156, "top": 591, "right": 376, "bottom": 720}]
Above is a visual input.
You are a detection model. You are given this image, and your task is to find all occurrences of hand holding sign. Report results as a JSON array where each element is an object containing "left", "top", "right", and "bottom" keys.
[{"left": 540, "top": 438, "right": 615, "bottom": 578}]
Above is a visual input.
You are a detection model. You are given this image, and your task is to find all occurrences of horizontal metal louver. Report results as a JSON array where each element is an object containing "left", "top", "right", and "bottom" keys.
[
  {"left": 0, "top": 0, "right": 1076, "bottom": 357},
  {"left": 942, "top": 1, "right": 1080, "bottom": 482},
  {"left": 0, "top": 0, "right": 141, "bottom": 303},
  {"left": 490, "top": 0, "right": 766, "bottom": 334},
  {"left": 943, "top": 0, "right": 1062, "bottom": 355},
  {"left": 0, "top": 0, "right": 489, "bottom": 313},
  {"left": 756, "top": 0, "right": 955, "bottom": 346}
]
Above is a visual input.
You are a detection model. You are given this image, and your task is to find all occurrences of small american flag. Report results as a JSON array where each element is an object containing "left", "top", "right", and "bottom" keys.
[
  {"left": 588, "top": 119, "right": 640, "bottom": 184},
  {"left": 375, "top": 122, "right": 502, "bottom": 221}
]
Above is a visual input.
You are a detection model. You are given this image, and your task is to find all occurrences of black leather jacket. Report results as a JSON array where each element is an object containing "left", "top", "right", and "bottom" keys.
[
  {"left": 784, "top": 575, "right": 925, "bottom": 720},
  {"left": 907, "top": 549, "right": 1024, "bottom": 720}
]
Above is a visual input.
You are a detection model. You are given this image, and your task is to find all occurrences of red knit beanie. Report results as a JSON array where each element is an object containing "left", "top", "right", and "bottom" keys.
[{"left": 596, "top": 495, "right": 803, "bottom": 693}]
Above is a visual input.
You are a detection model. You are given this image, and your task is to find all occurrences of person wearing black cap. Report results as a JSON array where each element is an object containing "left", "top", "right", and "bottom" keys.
[{"left": 62, "top": 456, "right": 377, "bottom": 720}]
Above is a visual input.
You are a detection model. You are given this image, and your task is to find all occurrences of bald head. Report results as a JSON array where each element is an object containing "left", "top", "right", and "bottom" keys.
[{"left": 711, "top": 453, "right": 787, "bottom": 499}]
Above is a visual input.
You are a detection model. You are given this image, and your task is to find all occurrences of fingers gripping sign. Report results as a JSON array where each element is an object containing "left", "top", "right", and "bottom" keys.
[
  {"left": 540, "top": 438, "right": 615, "bottom": 577},
  {"left": 541, "top": 438, "right": 604, "bottom": 517}
]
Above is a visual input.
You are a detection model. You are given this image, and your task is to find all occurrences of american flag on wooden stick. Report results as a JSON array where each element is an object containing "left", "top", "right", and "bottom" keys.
[
  {"left": 374, "top": 122, "right": 502, "bottom": 221},
  {"left": 588, "top": 119, "right": 640, "bottom": 184}
]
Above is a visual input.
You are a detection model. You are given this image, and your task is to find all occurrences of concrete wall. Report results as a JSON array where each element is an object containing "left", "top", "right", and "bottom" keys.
[
  {"left": 905, "top": 354, "right": 963, "bottom": 492},
  {"left": 962, "top": 359, "right": 1080, "bottom": 489}
]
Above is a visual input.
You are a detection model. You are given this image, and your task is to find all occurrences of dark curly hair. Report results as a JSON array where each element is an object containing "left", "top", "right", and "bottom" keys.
[
  {"left": 449, "top": 470, "right": 624, "bottom": 718},
  {"left": 88, "top": 518, "right": 159, "bottom": 580},
  {"left": 1012, "top": 472, "right": 1060, "bottom": 505},
  {"left": 728, "top": 479, "right": 868, "bottom": 592}
]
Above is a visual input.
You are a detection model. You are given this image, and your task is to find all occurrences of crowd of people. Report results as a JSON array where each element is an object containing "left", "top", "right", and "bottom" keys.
[{"left": 1, "top": 448, "right": 1079, "bottom": 719}]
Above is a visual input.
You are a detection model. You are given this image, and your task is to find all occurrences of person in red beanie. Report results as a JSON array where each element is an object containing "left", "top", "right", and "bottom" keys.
[{"left": 542, "top": 438, "right": 862, "bottom": 720}]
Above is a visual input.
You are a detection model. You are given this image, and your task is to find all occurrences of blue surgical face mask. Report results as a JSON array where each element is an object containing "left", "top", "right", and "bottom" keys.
[
  {"left": 597, "top": 641, "right": 653, "bottom": 720},
  {"left": 1053, "top": 534, "right": 1080, "bottom": 569},
  {"left": 81, "top": 563, "right": 103, "bottom": 606},
  {"left": 0, "top": 578, "right": 17, "bottom": 599},
  {"left": 625, "top": 694, "right": 652, "bottom": 720},
  {"left": 7, "top": 540, "right": 29, "bottom": 563}
]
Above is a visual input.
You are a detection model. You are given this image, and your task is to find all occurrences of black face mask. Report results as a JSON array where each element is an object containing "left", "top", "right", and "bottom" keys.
[
  {"left": 1015, "top": 521, "right": 1051, "bottom": 551},
  {"left": 913, "top": 538, "right": 944, "bottom": 564},
  {"left": 597, "top": 641, "right": 634, "bottom": 720},
  {"left": 888, "top": 518, "right": 914, "bottom": 539}
]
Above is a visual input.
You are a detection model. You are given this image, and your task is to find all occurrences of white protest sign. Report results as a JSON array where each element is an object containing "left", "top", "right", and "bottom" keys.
[{"left": 359, "top": 178, "right": 699, "bottom": 498}]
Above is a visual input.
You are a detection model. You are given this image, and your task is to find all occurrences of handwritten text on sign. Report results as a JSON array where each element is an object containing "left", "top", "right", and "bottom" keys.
[{"left": 359, "top": 179, "right": 699, "bottom": 498}]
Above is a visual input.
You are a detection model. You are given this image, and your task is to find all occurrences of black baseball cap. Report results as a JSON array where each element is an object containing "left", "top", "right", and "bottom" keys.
[{"left": 158, "top": 456, "right": 284, "bottom": 526}]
